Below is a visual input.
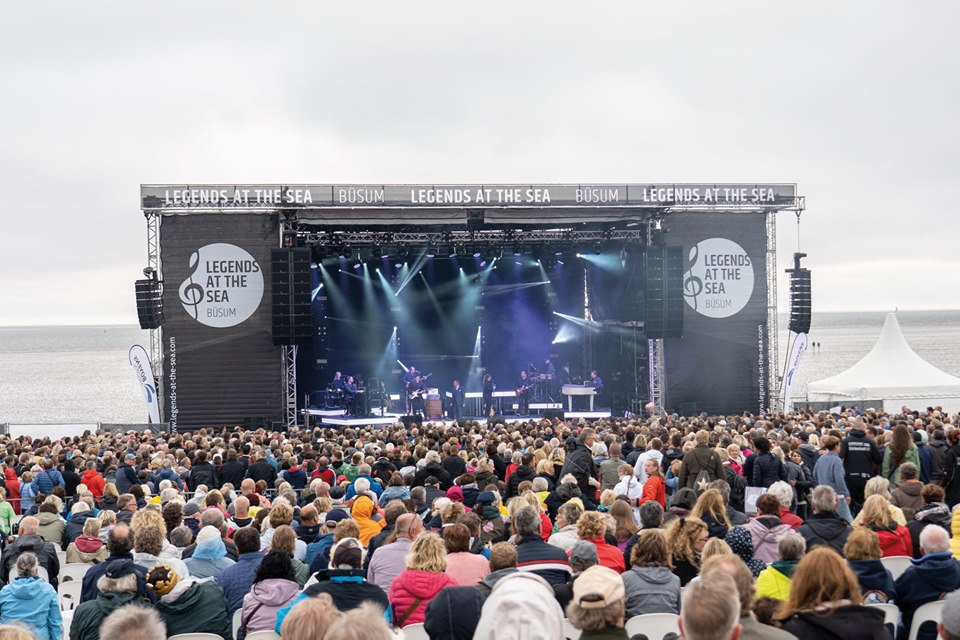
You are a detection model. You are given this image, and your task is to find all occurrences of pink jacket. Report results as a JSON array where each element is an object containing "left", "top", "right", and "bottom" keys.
[
  {"left": 241, "top": 579, "right": 300, "bottom": 633},
  {"left": 388, "top": 569, "right": 459, "bottom": 627}
]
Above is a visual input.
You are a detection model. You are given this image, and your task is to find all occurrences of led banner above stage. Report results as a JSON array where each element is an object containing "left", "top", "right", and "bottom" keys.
[{"left": 141, "top": 184, "right": 797, "bottom": 210}]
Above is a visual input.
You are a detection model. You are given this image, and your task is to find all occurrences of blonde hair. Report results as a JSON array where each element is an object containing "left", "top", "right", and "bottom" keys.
[
  {"left": 701, "top": 538, "right": 733, "bottom": 563},
  {"left": 130, "top": 508, "right": 167, "bottom": 537},
  {"left": 405, "top": 533, "right": 447, "bottom": 573},
  {"left": 599, "top": 490, "right": 617, "bottom": 507},
  {"left": 280, "top": 593, "right": 340, "bottom": 640},
  {"left": 609, "top": 500, "right": 638, "bottom": 542},
  {"left": 691, "top": 489, "right": 732, "bottom": 531},
  {"left": 666, "top": 516, "right": 707, "bottom": 566},
  {"left": 843, "top": 527, "right": 882, "bottom": 561},
  {"left": 857, "top": 494, "right": 894, "bottom": 529},
  {"left": 270, "top": 524, "right": 297, "bottom": 555},
  {"left": 776, "top": 547, "right": 861, "bottom": 621},
  {"left": 576, "top": 511, "right": 607, "bottom": 540}
]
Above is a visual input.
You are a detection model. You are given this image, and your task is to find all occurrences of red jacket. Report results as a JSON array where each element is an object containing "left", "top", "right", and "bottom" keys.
[
  {"left": 388, "top": 569, "right": 459, "bottom": 627},
  {"left": 3, "top": 469, "right": 20, "bottom": 515},
  {"left": 583, "top": 536, "right": 626, "bottom": 573},
  {"left": 874, "top": 524, "right": 913, "bottom": 557},
  {"left": 779, "top": 508, "right": 804, "bottom": 531},
  {"left": 80, "top": 469, "right": 106, "bottom": 499},
  {"left": 639, "top": 475, "right": 666, "bottom": 508}
]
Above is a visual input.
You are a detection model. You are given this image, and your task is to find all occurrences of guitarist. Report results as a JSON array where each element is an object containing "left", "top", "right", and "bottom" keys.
[
  {"left": 516, "top": 370, "right": 532, "bottom": 416},
  {"left": 409, "top": 374, "right": 426, "bottom": 417},
  {"left": 402, "top": 366, "right": 418, "bottom": 413}
]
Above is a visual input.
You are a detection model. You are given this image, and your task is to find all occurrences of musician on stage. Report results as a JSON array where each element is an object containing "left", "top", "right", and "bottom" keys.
[
  {"left": 543, "top": 358, "right": 556, "bottom": 378},
  {"left": 449, "top": 378, "right": 465, "bottom": 420},
  {"left": 343, "top": 375, "right": 358, "bottom": 416},
  {"left": 402, "top": 365, "right": 418, "bottom": 413},
  {"left": 543, "top": 357, "right": 557, "bottom": 400},
  {"left": 409, "top": 374, "right": 426, "bottom": 417},
  {"left": 590, "top": 370, "right": 603, "bottom": 407},
  {"left": 516, "top": 370, "right": 532, "bottom": 416},
  {"left": 482, "top": 373, "right": 496, "bottom": 417},
  {"left": 331, "top": 371, "right": 344, "bottom": 390}
]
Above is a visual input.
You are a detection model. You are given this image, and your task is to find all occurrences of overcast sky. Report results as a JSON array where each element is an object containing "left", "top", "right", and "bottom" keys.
[{"left": 2, "top": 1, "right": 958, "bottom": 326}]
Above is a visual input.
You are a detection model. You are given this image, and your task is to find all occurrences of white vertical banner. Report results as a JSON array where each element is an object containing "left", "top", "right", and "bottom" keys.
[
  {"left": 782, "top": 332, "right": 808, "bottom": 412},
  {"left": 129, "top": 345, "right": 161, "bottom": 424}
]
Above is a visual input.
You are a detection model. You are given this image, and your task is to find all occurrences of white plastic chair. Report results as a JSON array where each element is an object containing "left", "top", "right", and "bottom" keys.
[
  {"left": 61, "top": 609, "right": 73, "bottom": 640},
  {"left": 625, "top": 613, "right": 681, "bottom": 640},
  {"left": 563, "top": 619, "right": 581, "bottom": 640},
  {"left": 59, "top": 563, "right": 91, "bottom": 583},
  {"left": 868, "top": 602, "right": 900, "bottom": 638},
  {"left": 168, "top": 635, "right": 224, "bottom": 640},
  {"left": 10, "top": 565, "right": 49, "bottom": 582},
  {"left": 231, "top": 610, "right": 242, "bottom": 639},
  {"left": 56, "top": 550, "right": 67, "bottom": 566},
  {"left": 400, "top": 623, "right": 429, "bottom": 640},
  {"left": 907, "top": 600, "right": 944, "bottom": 640},
  {"left": 58, "top": 579, "right": 82, "bottom": 611},
  {"left": 879, "top": 555, "right": 912, "bottom": 581},
  {"left": 244, "top": 632, "right": 281, "bottom": 640}
]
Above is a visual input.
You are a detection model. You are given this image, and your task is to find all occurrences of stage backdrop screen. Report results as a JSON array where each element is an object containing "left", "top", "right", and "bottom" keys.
[
  {"left": 159, "top": 213, "right": 282, "bottom": 430},
  {"left": 663, "top": 213, "right": 769, "bottom": 415}
]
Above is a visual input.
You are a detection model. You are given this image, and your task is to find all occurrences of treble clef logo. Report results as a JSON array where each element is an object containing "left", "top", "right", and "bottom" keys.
[
  {"left": 178, "top": 251, "right": 204, "bottom": 319},
  {"left": 683, "top": 243, "right": 703, "bottom": 311}
]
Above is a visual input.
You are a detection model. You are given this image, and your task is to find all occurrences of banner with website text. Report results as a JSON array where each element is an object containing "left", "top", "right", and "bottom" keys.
[{"left": 159, "top": 213, "right": 282, "bottom": 430}]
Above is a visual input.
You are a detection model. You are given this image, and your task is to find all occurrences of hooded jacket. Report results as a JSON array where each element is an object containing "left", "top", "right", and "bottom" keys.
[
  {"left": 66, "top": 535, "right": 109, "bottom": 564},
  {"left": 351, "top": 494, "right": 385, "bottom": 545},
  {"left": 781, "top": 603, "right": 887, "bottom": 640},
  {"left": 0, "top": 576, "right": 62, "bottom": 640},
  {"left": 890, "top": 482, "right": 924, "bottom": 521},
  {"left": 725, "top": 526, "right": 767, "bottom": 577},
  {"left": 745, "top": 516, "right": 793, "bottom": 564},
  {"left": 906, "top": 502, "right": 952, "bottom": 558},
  {"left": 184, "top": 536, "right": 235, "bottom": 580},
  {"left": 473, "top": 572, "right": 565, "bottom": 640},
  {"left": 79, "top": 469, "right": 106, "bottom": 499},
  {"left": 36, "top": 511, "right": 65, "bottom": 548},
  {"left": 870, "top": 523, "right": 913, "bottom": 558},
  {"left": 848, "top": 559, "right": 895, "bottom": 603},
  {"left": 424, "top": 585, "right": 485, "bottom": 640},
  {"left": 895, "top": 551, "right": 960, "bottom": 637},
  {"left": 622, "top": 564, "right": 681, "bottom": 616},
  {"left": 156, "top": 579, "right": 232, "bottom": 640},
  {"left": 240, "top": 578, "right": 299, "bottom": 636},
  {"left": 560, "top": 440, "right": 599, "bottom": 500},
  {"left": 506, "top": 465, "right": 536, "bottom": 499},
  {"left": 4, "top": 469, "right": 21, "bottom": 514},
  {"left": 797, "top": 512, "right": 852, "bottom": 555},
  {"left": 679, "top": 445, "right": 725, "bottom": 490},
  {"left": 388, "top": 569, "right": 459, "bottom": 627},
  {"left": 755, "top": 561, "right": 796, "bottom": 601},
  {"left": 65, "top": 511, "right": 95, "bottom": 545},
  {"left": 71, "top": 592, "right": 147, "bottom": 640}
]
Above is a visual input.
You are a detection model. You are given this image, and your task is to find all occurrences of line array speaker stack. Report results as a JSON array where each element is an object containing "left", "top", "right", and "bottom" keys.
[
  {"left": 271, "top": 248, "right": 313, "bottom": 345},
  {"left": 787, "top": 252, "right": 811, "bottom": 334},
  {"left": 644, "top": 246, "right": 684, "bottom": 339},
  {"left": 135, "top": 279, "right": 164, "bottom": 329}
]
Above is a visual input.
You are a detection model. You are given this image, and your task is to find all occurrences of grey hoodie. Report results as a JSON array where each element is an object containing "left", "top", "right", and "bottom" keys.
[
  {"left": 476, "top": 567, "right": 518, "bottom": 598},
  {"left": 622, "top": 564, "right": 681, "bottom": 617}
]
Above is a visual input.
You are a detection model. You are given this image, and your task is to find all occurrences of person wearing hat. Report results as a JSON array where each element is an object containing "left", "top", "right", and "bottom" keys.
[
  {"left": 554, "top": 539, "right": 599, "bottom": 610},
  {"left": 277, "top": 537, "right": 390, "bottom": 631},
  {"left": 183, "top": 525, "right": 235, "bottom": 580},
  {"left": 565, "top": 564, "right": 630, "bottom": 639},
  {"left": 305, "top": 509, "right": 351, "bottom": 574},
  {"left": 146, "top": 562, "right": 231, "bottom": 640},
  {"left": 474, "top": 572, "right": 565, "bottom": 640},
  {"left": 473, "top": 491, "right": 505, "bottom": 545},
  {"left": 71, "top": 558, "right": 150, "bottom": 640}
]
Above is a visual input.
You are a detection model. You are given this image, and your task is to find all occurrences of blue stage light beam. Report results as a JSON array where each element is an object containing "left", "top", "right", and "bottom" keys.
[
  {"left": 395, "top": 249, "right": 429, "bottom": 296},
  {"left": 577, "top": 252, "right": 621, "bottom": 272}
]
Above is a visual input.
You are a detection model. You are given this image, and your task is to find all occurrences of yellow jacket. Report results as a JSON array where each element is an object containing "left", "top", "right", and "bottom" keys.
[
  {"left": 951, "top": 506, "right": 960, "bottom": 560},
  {"left": 755, "top": 562, "right": 795, "bottom": 602}
]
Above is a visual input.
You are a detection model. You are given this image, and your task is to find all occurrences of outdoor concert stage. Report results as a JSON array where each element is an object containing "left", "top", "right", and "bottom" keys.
[
  {"left": 137, "top": 183, "right": 803, "bottom": 431},
  {"left": 303, "top": 408, "right": 613, "bottom": 428}
]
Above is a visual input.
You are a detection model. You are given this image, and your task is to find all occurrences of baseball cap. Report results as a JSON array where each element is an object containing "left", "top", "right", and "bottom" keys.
[
  {"left": 475, "top": 491, "right": 496, "bottom": 505},
  {"left": 183, "top": 502, "right": 201, "bottom": 517},
  {"left": 569, "top": 540, "right": 599, "bottom": 572},
  {"left": 323, "top": 509, "right": 352, "bottom": 528},
  {"left": 573, "top": 565, "right": 625, "bottom": 609},
  {"left": 330, "top": 537, "right": 365, "bottom": 569}
]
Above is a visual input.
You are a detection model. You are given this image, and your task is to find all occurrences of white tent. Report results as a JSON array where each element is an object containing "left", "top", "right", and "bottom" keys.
[{"left": 806, "top": 313, "right": 960, "bottom": 413}]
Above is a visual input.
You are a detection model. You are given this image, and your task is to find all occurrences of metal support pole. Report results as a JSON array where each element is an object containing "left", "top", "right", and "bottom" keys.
[
  {"left": 765, "top": 210, "right": 780, "bottom": 412},
  {"left": 145, "top": 212, "right": 163, "bottom": 419}
]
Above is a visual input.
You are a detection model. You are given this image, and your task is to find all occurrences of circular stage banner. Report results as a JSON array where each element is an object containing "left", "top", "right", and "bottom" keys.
[
  {"left": 178, "top": 242, "right": 264, "bottom": 328},
  {"left": 682, "top": 237, "right": 755, "bottom": 319}
]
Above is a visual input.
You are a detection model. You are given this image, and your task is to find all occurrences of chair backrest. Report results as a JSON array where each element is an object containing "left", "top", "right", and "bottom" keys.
[
  {"left": 59, "top": 563, "right": 91, "bottom": 583},
  {"left": 244, "top": 632, "right": 281, "bottom": 640},
  {"left": 562, "top": 619, "right": 581, "bottom": 640},
  {"left": 232, "top": 609, "right": 243, "bottom": 639},
  {"left": 879, "top": 555, "right": 913, "bottom": 581},
  {"left": 58, "top": 580, "right": 83, "bottom": 611},
  {"left": 401, "top": 623, "right": 430, "bottom": 640},
  {"left": 10, "top": 565, "right": 50, "bottom": 582},
  {"left": 867, "top": 602, "right": 900, "bottom": 639},
  {"left": 167, "top": 635, "right": 224, "bottom": 640},
  {"left": 56, "top": 550, "right": 67, "bottom": 565},
  {"left": 624, "top": 613, "right": 681, "bottom": 640},
  {"left": 908, "top": 600, "right": 945, "bottom": 640}
]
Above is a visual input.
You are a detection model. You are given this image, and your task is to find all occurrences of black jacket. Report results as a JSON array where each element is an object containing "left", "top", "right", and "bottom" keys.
[
  {"left": 560, "top": 441, "right": 597, "bottom": 499},
  {"left": 781, "top": 604, "right": 887, "bottom": 640},
  {"left": 506, "top": 465, "right": 536, "bottom": 499},
  {"left": 797, "top": 512, "right": 852, "bottom": 554},
  {"left": 65, "top": 511, "right": 96, "bottom": 545},
  {"left": 411, "top": 462, "right": 453, "bottom": 490},
  {"left": 218, "top": 460, "right": 247, "bottom": 487},
  {"left": 188, "top": 461, "right": 217, "bottom": 491},
  {"left": 304, "top": 569, "right": 389, "bottom": 613},
  {"left": 80, "top": 553, "right": 155, "bottom": 603},
  {"left": 0, "top": 535, "right": 61, "bottom": 588},
  {"left": 840, "top": 428, "right": 882, "bottom": 478},
  {"left": 245, "top": 460, "right": 278, "bottom": 487},
  {"left": 943, "top": 444, "right": 960, "bottom": 507},
  {"left": 441, "top": 455, "right": 466, "bottom": 480},
  {"left": 744, "top": 452, "right": 786, "bottom": 488},
  {"left": 115, "top": 463, "right": 140, "bottom": 494}
]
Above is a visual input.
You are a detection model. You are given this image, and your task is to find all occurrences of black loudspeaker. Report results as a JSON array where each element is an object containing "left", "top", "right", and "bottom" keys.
[
  {"left": 787, "top": 253, "right": 812, "bottom": 334},
  {"left": 543, "top": 409, "right": 564, "bottom": 421},
  {"left": 134, "top": 278, "right": 164, "bottom": 329},
  {"left": 644, "top": 246, "right": 684, "bottom": 339},
  {"left": 400, "top": 415, "right": 419, "bottom": 428},
  {"left": 271, "top": 248, "right": 313, "bottom": 345}
]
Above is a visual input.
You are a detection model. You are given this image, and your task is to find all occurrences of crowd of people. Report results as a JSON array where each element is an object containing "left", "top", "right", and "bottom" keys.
[{"left": 0, "top": 405, "right": 957, "bottom": 640}]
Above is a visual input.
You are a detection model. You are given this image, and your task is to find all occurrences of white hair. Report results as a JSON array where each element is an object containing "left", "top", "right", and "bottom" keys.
[
  {"left": 919, "top": 524, "right": 950, "bottom": 554},
  {"left": 353, "top": 477, "right": 371, "bottom": 494},
  {"left": 767, "top": 481, "right": 794, "bottom": 511}
]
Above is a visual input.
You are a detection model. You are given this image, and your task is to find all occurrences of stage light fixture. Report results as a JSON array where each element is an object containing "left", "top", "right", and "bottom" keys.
[
  {"left": 395, "top": 262, "right": 402, "bottom": 268},
  {"left": 398, "top": 245, "right": 409, "bottom": 259},
  {"left": 456, "top": 244, "right": 467, "bottom": 258},
  {"left": 353, "top": 262, "right": 361, "bottom": 270},
  {"left": 371, "top": 244, "right": 383, "bottom": 258},
  {"left": 592, "top": 241, "right": 602, "bottom": 254},
  {"left": 426, "top": 243, "right": 437, "bottom": 258}
]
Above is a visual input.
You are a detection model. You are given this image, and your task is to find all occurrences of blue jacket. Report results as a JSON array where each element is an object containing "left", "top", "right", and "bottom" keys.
[
  {"left": 895, "top": 552, "right": 960, "bottom": 640},
  {"left": 848, "top": 559, "right": 895, "bottom": 603},
  {"left": 813, "top": 452, "right": 849, "bottom": 496},
  {"left": 31, "top": 468, "right": 65, "bottom": 496},
  {"left": 344, "top": 475, "right": 384, "bottom": 501},
  {"left": 115, "top": 463, "right": 140, "bottom": 494},
  {"left": 306, "top": 533, "right": 335, "bottom": 573},
  {"left": 217, "top": 550, "right": 264, "bottom": 616},
  {"left": 0, "top": 577, "right": 62, "bottom": 640}
]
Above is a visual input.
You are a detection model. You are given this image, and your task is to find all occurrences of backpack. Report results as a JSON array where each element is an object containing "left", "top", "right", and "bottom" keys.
[{"left": 725, "top": 466, "right": 747, "bottom": 511}]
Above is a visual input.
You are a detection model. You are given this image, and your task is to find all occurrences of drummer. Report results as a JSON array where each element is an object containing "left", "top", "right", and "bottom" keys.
[
  {"left": 543, "top": 358, "right": 557, "bottom": 399},
  {"left": 330, "top": 371, "right": 344, "bottom": 390}
]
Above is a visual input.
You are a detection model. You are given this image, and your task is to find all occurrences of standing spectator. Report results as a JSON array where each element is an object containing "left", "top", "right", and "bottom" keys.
[
  {"left": 634, "top": 438, "right": 664, "bottom": 485},
  {"left": 774, "top": 547, "right": 887, "bottom": 640},
  {"left": 813, "top": 436, "right": 853, "bottom": 522},
  {"left": 599, "top": 443, "right": 625, "bottom": 492},
  {"left": 744, "top": 437, "right": 786, "bottom": 489},
  {"left": 639, "top": 458, "right": 667, "bottom": 508},
  {"left": 679, "top": 431, "right": 725, "bottom": 491},
  {"left": 894, "top": 525, "right": 960, "bottom": 640},
  {"left": 187, "top": 451, "right": 216, "bottom": 492},
  {"left": 245, "top": 451, "right": 278, "bottom": 488},
  {"left": 942, "top": 429, "right": 960, "bottom": 508},
  {"left": 146, "top": 564, "right": 231, "bottom": 640},
  {"left": 840, "top": 421, "right": 882, "bottom": 512},
  {"left": 797, "top": 485, "right": 852, "bottom": 554},
  {"left": 560, "top": 429, "right": 601, "bottom": 505},
  {"left": 388, "top": 533, "right": 458, "bottom": 628},
  {"left": 30, "top": 460, "right": 65, "bottom": 496},
  {"left": 0, "top": 553, "right": 62, "bottom": 640},
  {"left": 881, "top": 424, "right": 920, "bottom": 487},
  {"left": 666, "top": 516, "right": 708, "bottom": 586},
  {"left": 115, "top": 455, "right": 140, "bottom": 495},
  {"left": 3, "top": 462, "right": 21, "bottom": 515},
  {"left": 622, "top": 529, "right": 681, "bottom": 617},
  {"left": 506, "top": 453, "right": 537, "bottom": 499},
  {"left": 0, "top": 489, "right": 14, "bottom": 538}
]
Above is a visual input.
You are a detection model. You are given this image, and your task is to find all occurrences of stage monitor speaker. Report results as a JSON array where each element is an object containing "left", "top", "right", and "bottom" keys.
[
  {"left": 134, "top": 278, "right": 164, "bottom": 329},
  {"left": 644, "top": 246, "right": 684, "bottom": 339},
  {"left": 788, "top": 268, "right": 812, "bottom": 334},
  {"left": 271, "top": 248, "right": 313, "bottom": 345},
  {"left": 543, "top": 409, "right": 564, "bottom": 421},
  {"left": 399, "top": 415, "right": 419, "bottom": 428}
]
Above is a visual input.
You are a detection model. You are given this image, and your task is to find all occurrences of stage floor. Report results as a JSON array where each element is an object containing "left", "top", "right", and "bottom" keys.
[{"left": 303, "top": 409, "right": 612, "bottom": 427}]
